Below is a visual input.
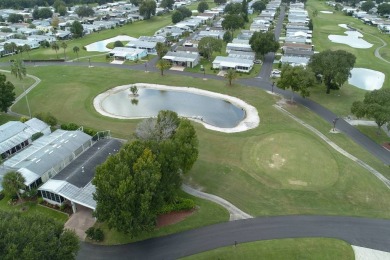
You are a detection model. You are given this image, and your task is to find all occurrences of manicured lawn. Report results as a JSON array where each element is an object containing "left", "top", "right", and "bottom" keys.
[
  {"left": 90, "top": 191, "right": 229, "bottom": 245},
  {"left": 356, "top": 125, "right": 390, "bottom": 145},
  {"left": 0, "top": 196, "right": 68, "bottom": 223},
  {"left": 305, "top": 0, "right": 390, "bottom": 116},
  {"left": 0, "top": 113, "right": 19, "bottom": 124},
  {"left": 182, "top": 238, "right": 354, "bottom": 260},
  {"left": 8, "top": 64, "right": 390, "bottom": 220},
  {"left": 0, "top": 69, "right": 36, "bottom": 98}
]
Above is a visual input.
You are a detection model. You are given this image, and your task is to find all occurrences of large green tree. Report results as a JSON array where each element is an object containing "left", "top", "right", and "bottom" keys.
[
  {"left": 198, "top": 37, "right": 223, "bottom": 60},
  {"left": 0, "top": 210, "right": 79, "bottom": 259},
  {"left": 172, "top": 10, "right": 183, "bottom": 24},
  {"left": 51, "top": 41, "right": 60, "bottom": 58},
  {"left": 139, "top": 0, "right": 156, "bottom": 20},
  {"left": 197, "top": 1, "right": 209, "bottom": 13},
  {"left": 308, "top": 50, "right": 356, "bottom": 94},
  {"left": 361, "top": 0, "right": 375, "bottom": 12},
  {"left": 93, "top": 142, "right": 162, "bottom": 235},
  {"left": 70, "top": 21, "right": 84, "bottom": 38},
  {"left": 351, "top": 88, "right": 390, "bottom": 133},
  {"left": 225, "top": 69, "right": 237, "bottom": 86},
  {"left": 224, "top": 2, "right": 243, "bottom": 14},
  {"left": 1, "top": 171, "right": 25, "bottom": 200},
  {"left": 156, "top": 59, "right": 171, "bottom": 75},
  {"left": 221, "top": 14, "right": 245, "bottom": 33},
  {"left": 160, "top": 0, "right": 174, "bottom": 9},
  {"left": 378, "top": 3, "right": 390, "bottom": 15},
  {"left": 0, "top": 73, "right": 15, "bottom": 113},
  {"left": 156, "top": 42, "right": 168, "bottom": 59},
  {"left": 249, "top": 31, "right": 280, "bottom": 59},
  {"left": 75, "top": 6, "right": 94, "bottom": 17},
  {"left": 252, "top": 1, "right": 266, "bottom": 13},
  {"left": 277, "top": 65, "right": 316, "bottom": 101}
]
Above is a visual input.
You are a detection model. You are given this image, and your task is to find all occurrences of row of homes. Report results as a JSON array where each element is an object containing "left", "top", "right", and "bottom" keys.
[{"left": 280, "top": 2, "right": 314, "bottom": 67}]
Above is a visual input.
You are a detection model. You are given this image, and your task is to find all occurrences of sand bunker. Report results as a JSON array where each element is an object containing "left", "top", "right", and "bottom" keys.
[
  {"left": 328, "top": 30, "right": 373, "bottom": 48},
  {"left": 349, "top": 68, "right": 385, "bottom": 90},
  {"left": 94, "top": 83, "right": 260, "bottom": 133},
  {"left": 85, "top": 35, "right": 137, "bottom": 52}
]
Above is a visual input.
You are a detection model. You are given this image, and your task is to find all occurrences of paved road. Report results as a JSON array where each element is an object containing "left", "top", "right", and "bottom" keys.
[{"left": 77, "top": 215, "right": 390, "bottom": 259}]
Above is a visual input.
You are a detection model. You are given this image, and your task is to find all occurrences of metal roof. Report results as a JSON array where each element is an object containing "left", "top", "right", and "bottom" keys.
[{"left": 0, "top": 121, "right": 37, "bottom": 155}]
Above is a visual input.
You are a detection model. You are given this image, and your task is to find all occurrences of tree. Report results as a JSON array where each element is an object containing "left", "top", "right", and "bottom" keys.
[
  {"left": 130, "top": 0, "right": 142, "bottom": 6},
  {"left": 224, "top": 2, "right": 243, "bottom": 15},
  {"left": 197, "top": 1, "right": 209, "bottom": 13},
  {"left": 0, "top": 74, "right": 15, "bottom": 113},
  {"left": 39, "top": 7, "right": 53, "bottom": 19},
  {"left": 61, "top": 41, "right": 67, "bottom": 60},
  {"left": 139, "top": 0, "right": 156, "bottom": 20},
  {"left": 249, "top": 31, "right": 280, "bottom": 59},
  {"left": 377, "top": 3, "right": 390, "bottom": 16},
  {"left": 7, "top": 13, "right": 24, "bottom": 23},
  {"left": 214, "top": 0, "right": 227, "bottom": 4},
  {"left": 23, "top": 44, "right": 31, "bottom": 61},
  {"left": 252, "top": 1, "right": 266, "bottom": 13},
  {"left": 113, "top": 40, "right": 123, "bottom": 47},
  {"left": 11, "top": 59, "right": 31, "bottom": 118},
  {"left": 351, "top": 89, "right": 390, "bottom": 134},
  {"left": 223, "top": 31, "right": 233, "bottom": 43},
  {"left": 221, "top": 14, "right": 245, "bottom": 34},
  {"left": 177, "top": 6, "right": 192, "bottom": 18},
  {"left": 75, "top": 6, "right": 94, "bottom": 17},
  {"left": 242, "top": 0, "right": 249, "bottom": 22},
  {"left": 73, "top": 46, "right": 80, "bottom": 59},
  {"left": 0, "top": 210, "right": 79, "bottom": 259},
  {"left": 93, "top": 141, "right": 162, "bottom": 235},
  {"left": 225, "top": 69, "right": 237, "bottom": 86},
  {"left": 58, "top": 5, "right": 67, "bottom": 16},
  {"left": 51, "top": 42, "right": 59, "bottom": 58},
  {"left": 1, "top": 171, "right": 25, "bottom": 200},
  {"left": 70, "top": 21, "right": 83, "bottom": 38},
  {"left": 198, "top": 37, "right": 223, "bottom": 60},
  {"left": 277, "top": 65, "right": 316, "bottom": 101},
  {"left": 308, "top": 50, "right": 356, "bottom": 94},
  {"left": 156, "top": 42, "right": 168, "bottom": 59},
  {"left": 156, "top": 59, "right": 171, "bottom": 75},
  {"left": 172, "top": 10, "right": 183, "bottom": 24},
  {"left": 160, "top": 0, "right": 174, "bottom": 10},
  {"left": 361, "top": 0, "right": 375, "bottom": 12},
  {"left": 51, "top": 15, "right": 60, "bottom": 28}
]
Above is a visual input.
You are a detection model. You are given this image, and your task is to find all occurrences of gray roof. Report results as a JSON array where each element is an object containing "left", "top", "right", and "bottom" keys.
[
  {"left": 4, "top": 130, "right": 92, "bottom": 182},
  {"left": 0, "top": 121, "right": 37, "bottom": 155},
  {"left": 163, "top": 51, "right": 199, "bottom": 62},
  {"left": 24, "top": 118, "right": 49, "bottom": 133},
  {"left": 53, "top": 139, "right": 122, "bottom": 188},
  {"left": 213, "top": 56, "right": 254, "bottom": 66},
  {"left": 126, "top": 40, "right": 156, "bottom": 49}
]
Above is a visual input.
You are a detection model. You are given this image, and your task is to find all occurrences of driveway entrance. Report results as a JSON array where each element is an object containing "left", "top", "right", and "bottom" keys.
[{"left": 65, "top": 205, "right": 96, "bottom": 240}]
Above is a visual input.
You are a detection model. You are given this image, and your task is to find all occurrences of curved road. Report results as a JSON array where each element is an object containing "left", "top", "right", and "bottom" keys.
[{"left": 78, "top": 216, "right": 390, "bottom": 259}]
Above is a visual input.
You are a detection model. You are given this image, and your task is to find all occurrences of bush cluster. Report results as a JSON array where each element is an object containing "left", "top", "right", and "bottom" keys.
[
  {"left": 85, "top": 227, "right": 104, "bottom": 241},
  {"left": 158, "top": 197, "right": 195, "bottom": 214},
  {"left": 61, "top": 123, "right": 97, "bottom": 137}
]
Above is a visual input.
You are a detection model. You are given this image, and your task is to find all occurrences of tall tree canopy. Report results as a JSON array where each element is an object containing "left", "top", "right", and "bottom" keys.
[
  {"left": 198, "top": 37, "right": 223, "bottom": 60},
  {"left": 249, "top": 31, "right": 280, "bottom": 59},
  {"left": 160, "top": 0, "right": 174, "bottom": 9},
  {"left": 277, "top": 65, "right": 316, "bottom": 101},
  {"left": 172, "top": 10, "right": 183, "bottom": 24},
  {"left": 361, "top": 1, "right": 375, "bottom": 12},
  {"left": 351, "top": 88, "right": 390, "bottom": 133},
  {"left": 0, "top": 73, "right": 15, "bottom": 113},
  {"left": 1, "top": 171, "right": 25, "bottom": 200},
  {"left": 70, "top": 21, "right": 84, "bottom": 38},
  {"left": 93, "top": 110, "right": 198, "bottom": 235},
  {"left": 252, "top": 1, "right": 266, "bottom": 13},
  {"left": 0, "top": 210, "right": 79, "bottom": 259},
  {"left": 378, "top": 3, "right": 390, "bottom": 15},
  {"left": 75, "top": 6, "right": 94, "bottom": 17},
  {"left": 139, "top": 0, "right": 156, "bottom": 20},
  {"left": 308, "top": 50, "right": 356, "bottom": 94},
  {"left": 221, "top": 14, "right": 245, "bottom": 33},
  {"left": 197, "top": 1, "right": 209, "bottom": 13},
  {"left": 224, "top": 2, "right": 243, "bottom": 14}
]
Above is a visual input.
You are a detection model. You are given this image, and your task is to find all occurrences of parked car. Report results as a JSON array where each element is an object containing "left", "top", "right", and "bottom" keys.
[{"left": 271, "top": 69, "right": 281, "bottom": 77}]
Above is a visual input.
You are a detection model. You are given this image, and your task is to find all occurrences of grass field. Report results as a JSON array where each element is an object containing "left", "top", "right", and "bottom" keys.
[
  {"left": 90, "top": 191, "right": 229, "bottom": 245},
  {"left": 182, "top": 238, "right": 354, "bottom": 260},
  {"left": 305, "top": 0, "right": 390, "bottom": 116},
  {"left": 356, "top": 125, "right": 390, "bottom": 145},
  {"left": 0, "top": 69, "right": 36, "bottom": 98},
  {"left": 6, "top": 64, "right": 390, "bottom": 220}
]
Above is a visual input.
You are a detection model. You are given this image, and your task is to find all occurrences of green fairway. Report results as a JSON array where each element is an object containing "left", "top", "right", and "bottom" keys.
[
  {"left": 305, "top": 0, "right": 390, "bottom": 116},
  {"left": 356, "top": 125, "right": 390, "bottom": 145},
  {"left": 182, "top": 238, "right": 354, "bottom": 260},
  {"left": 8, "top": 64, "right": 390, "bottom": 220}
]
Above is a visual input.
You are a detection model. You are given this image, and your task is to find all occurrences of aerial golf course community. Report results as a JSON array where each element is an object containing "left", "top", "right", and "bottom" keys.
[{"left": 0, "top": 0, "right": 390, "bottom": 259}]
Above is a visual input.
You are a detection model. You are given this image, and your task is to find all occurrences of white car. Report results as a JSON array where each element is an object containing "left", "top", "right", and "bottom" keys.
[{"left": 271, "top": 69, "right": 281, "bottom": 77}]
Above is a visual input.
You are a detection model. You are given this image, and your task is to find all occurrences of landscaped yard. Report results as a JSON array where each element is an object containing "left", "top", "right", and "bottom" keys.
[
  {"left": 182, "top": 238, "right": 354, "bottom": 260},
  {"left": 6, "top": 64, "right": 390, "bottom": 220}
]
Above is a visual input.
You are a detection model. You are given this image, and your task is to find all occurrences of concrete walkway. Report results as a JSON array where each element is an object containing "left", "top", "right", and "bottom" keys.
[
  {"left": 65, "top": 205, "right": 96, "bottom": 241},
  {"left": 353, "top": 246, "right": 390, "bottom": 260},
  {"left": 182, "top": 184, "right": 253, "bottom": 221},
  {"left": 274, "top": 103, "right": 390, "bottom": 189}
]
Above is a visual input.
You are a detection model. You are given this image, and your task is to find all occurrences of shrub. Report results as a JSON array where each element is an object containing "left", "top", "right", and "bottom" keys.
[
  {"left": 20, "top": 116, "right": 29, "bottom": 123},
  {"left": 37, "top": 197, "right": 44, "bottom": 204},
  {"left": 86, "top": 227, "right": 105, "bottom": 241},
  {"left": 158, "top": 197, "right": 195, "bottom": 214},
  {"left": 0, "top": 192, "right": 4, "bottom": 201},
  {"left": 31, "top": 132, "right": 43, "bottom": 141}
]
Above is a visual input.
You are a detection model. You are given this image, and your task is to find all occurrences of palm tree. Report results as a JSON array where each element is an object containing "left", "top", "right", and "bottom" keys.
[
  {"left": 10, "top": 42, "right": 17, "bottom": 55},
  {"left": 3, "top": 43, "right": 12, "bottom": 55},
  {"left": 73, "top": 46, "right": 80, "bottom": 60},
  {"left": 156, "top": 59, "right": 171, "bottom": 76},
  {"left": 23, "top": 44, "right": 31, "bottom": 61},
  {"left": 51, "top": 42, "right": 59, "bottom": 59},
  {"left": 61, "top": 41, "right": 67, "bottom": 60},
  {"left": 11, "top": 59, "right": 31, "bottom": 118},
  {"left": 2, "top": 171, "right": 26, "bottom": 201},
  {"left": 17, "top": 45, "right": 24, "bottom": 58},
  {"left": 225, "top": 69, "right": 237, "bottom": 86}
]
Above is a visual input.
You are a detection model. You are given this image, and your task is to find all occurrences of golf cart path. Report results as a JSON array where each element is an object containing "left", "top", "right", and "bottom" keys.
[{"left": 182, "top": 184, "right": 252, "bottom": 221}]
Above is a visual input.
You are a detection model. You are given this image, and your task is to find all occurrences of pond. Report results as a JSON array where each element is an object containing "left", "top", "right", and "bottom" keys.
[
  {"left": 85, "top": 35, "right": 137, "bottom": 52},
  {"left": 94, "top": 84, "right": 260, "bottom": 133},
  {"left": 349, "top": 68, "right": 385, "bottom": 91},
  {"left": 328, "top": 29, "right": 373, "bottom": 49}
]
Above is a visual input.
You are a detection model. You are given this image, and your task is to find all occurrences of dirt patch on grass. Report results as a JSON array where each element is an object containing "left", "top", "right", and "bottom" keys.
[
  {"left": 268, "top": 153, "right": 286, "bottom": 169},
  {"left": 289, "top": 179, "right": 308, "bottom": 186},
  {"left": 156, "top": 209, "right": 196, "bottom": 228}
]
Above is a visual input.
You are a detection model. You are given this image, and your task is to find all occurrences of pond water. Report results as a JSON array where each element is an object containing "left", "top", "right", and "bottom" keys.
[
  {"left": 85, "top": 35, "right": 137, "bottom": 52},
  {"left": 349, "top": 68, "right": 385, "bottom": 90},
  {"left": 328, "top": 30, "right": 373, "bottom": 48},
  {"left": 96, "top": 86, "right": 247, "bottom": 128}
]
